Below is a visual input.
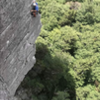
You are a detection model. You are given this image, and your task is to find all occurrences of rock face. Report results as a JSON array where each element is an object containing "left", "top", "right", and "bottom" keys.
[{"left": 0, "top": 0, "right": 41, "bottom": 99}]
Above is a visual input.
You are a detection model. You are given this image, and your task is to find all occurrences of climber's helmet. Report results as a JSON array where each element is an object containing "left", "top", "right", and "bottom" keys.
[{"left": 33, "top": 3, "right": 36, "bottom": 6}]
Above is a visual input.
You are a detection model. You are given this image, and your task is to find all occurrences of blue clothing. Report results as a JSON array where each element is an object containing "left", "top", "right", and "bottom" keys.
[{"left": 35, "top": 3, "right": 39, "bottom": 11}]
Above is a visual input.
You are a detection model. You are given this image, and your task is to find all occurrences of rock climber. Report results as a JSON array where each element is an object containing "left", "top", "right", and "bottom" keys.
[{"left": 31, "top": 0, "right": 39, "bottom": 17}]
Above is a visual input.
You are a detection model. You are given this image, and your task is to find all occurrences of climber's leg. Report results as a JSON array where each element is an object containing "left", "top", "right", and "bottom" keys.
[
  {"left": 30, "top": 10, "right": 38, "bottom": 17},
  {"left": 33, "top": 10, "right": 36, "bottom": 17},
  {"left": 36, "top": 11, "right": 38, "bottom": 15}
]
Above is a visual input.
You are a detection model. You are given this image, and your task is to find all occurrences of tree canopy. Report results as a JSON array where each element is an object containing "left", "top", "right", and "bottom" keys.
[{"left": 17, "top": 0, "right": 100, "bottom": 100}]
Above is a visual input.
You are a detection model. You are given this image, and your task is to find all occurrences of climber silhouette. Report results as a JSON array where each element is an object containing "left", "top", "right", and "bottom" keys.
[{"left": 31, "top": 0, "right": 39, "bottom": 17}]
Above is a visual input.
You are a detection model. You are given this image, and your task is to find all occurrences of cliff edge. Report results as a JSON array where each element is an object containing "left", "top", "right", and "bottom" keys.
[{"left": 0, "top": 0, "right": 41, "bottom": 99}]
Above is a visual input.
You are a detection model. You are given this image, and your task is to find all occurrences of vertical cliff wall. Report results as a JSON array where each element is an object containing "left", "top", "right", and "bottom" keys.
[{"left": 0, "top": 0, "right": 41, "bottom": 99}]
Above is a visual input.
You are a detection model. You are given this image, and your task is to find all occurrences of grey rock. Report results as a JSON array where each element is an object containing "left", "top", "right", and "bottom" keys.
[{"left": 0, "top": 0, "right": 41, "bottom": 99}]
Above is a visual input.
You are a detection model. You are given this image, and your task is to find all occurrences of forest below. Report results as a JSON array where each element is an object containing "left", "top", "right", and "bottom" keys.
[{"left": 17, "top": 0, "right": 100, "bottom": 100}]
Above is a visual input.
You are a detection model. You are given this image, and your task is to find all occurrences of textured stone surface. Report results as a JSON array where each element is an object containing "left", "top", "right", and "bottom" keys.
[
  {"left": 0, "top": 79, "right": 8, "bottom": 100},
  {"left": 0, "top": 0, "right": 41, "bottom": 99}
]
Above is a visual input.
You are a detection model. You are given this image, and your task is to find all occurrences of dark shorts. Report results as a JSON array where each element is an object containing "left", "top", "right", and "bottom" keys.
[{"left": 31, "top": 10, "right": 38, "bottom": 15}]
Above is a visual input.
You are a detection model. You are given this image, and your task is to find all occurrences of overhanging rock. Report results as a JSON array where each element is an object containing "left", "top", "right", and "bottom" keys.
[{"left": 0, "top": 0, "right": 41, "bottom": 99}]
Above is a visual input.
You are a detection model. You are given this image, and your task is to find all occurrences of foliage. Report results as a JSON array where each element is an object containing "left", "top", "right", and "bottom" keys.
[
  {"left": 18, "top": 0, "right": 100, "bottom": 100},
  {"left": 52, "top": 91, "right": 70, "bottom": 100},
  {"left": 75, "top": 0, "right": 100, "bottom": 25},
  {"left": 76, "top": 85, "right": 100, "bottom": 100}
]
